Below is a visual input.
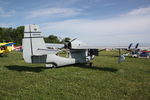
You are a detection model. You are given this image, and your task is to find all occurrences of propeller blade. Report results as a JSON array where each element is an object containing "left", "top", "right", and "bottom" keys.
[
  {"left": 70, "top": 38, "right": 77, "bottom": 42},
  {"left": 135, "top": 43, "right": 139, "bottom": 49},
  {"left": 128, "top": 43, "right": 133, "bottom": 49},
  {"left": 58, "top": 37, "right": 63, "bottom": 41},
  {"left": 58, "top": 37, "right": 65, "bottom": 44}
]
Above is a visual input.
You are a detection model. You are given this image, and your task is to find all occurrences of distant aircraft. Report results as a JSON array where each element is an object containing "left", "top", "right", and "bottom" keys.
[
  {"left": 22, "top": 24, "right": 129, "bottom": 67},
  {"left": 13, "top": 45, "right": 23, "bottom": 52},
  {"left": 124, "top": 43, "right": 150, "bottom": 58},
  {"left": 0, "top": 42, "right": 15, "bottom": 56}
]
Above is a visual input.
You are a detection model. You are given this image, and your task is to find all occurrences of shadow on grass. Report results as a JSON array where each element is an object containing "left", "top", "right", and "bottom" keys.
[
  {"left": 0, "top": 54, "right": 8, "bottom": 57},
  {"left": 74, "top": 64, "right": 118, "bottom": 72},
  {"left": 5, "top": 65, "right": 49, "bottom": 73},
  {"left": 99, "top": 54, "right": 119, "bottom": 57},
  {"left": 54, "top": 64, "right": 118, "bottom": 72},
  {"left": 5, "top": 64, "right": 118, "bottom": 73}
]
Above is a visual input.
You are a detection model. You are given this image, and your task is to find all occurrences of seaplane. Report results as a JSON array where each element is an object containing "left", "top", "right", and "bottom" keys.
[
  {"left": 0, "top": 42, "right": 15, "bottom": 56},
  {"left": 22, "top": 24, "right": 148, "bottom": 68}
]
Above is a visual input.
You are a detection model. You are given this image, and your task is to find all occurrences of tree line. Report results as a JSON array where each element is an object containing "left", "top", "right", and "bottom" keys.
[
  {"left": 0, "top": 26, "right": 24, "bottom": 45},
  {"left": 0, "top": 26, "right": 70, "bottom": 45}
]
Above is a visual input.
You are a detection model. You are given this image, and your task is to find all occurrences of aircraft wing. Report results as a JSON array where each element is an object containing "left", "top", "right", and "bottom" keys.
[
  {"left": 45, "top": 43, "right": 128, "bottom": 50},
  {"left": 0, "top": 43, "right": 15, "bottom": 47},
  {"left": 45, "top": 43, "right": 64, "bottom": 49},
  {"left": 5, "top": 43, "right": 15, "bottom": 46},
  {"left": 71, "top": 45, "right": 128, "bottom": 50},
  {"left": 72, "top": 43, "right": 150, "bottom": 50},
  {"left": 45, "top": 42, "right": 150, "bottom": 51}
]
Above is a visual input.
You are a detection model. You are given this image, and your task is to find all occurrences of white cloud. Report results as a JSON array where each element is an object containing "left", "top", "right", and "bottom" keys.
[
  {"left": 28, "top": 8, "right": 82, "bottom": 18},
  {"left": 0, "top": 23, "right": 12, "bottom": 27},
  {"left": 41, "top": 7, "right": 150, "bottom": 44},
  {"left": 0, "top": 7, "right": 16, "bottom": 17},
  {"left": 122, "top": 6, "right": 150, "bottom": 16}
]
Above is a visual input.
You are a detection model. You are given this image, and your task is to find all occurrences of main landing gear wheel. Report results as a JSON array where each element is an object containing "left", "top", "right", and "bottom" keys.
[{"left": 45, "top": 63, "right": 57, "bottom": 68}]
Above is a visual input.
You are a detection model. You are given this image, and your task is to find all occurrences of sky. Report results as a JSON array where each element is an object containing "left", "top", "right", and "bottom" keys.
[{"left": 0, "top": 0, "right": 150, "bottom": 45}]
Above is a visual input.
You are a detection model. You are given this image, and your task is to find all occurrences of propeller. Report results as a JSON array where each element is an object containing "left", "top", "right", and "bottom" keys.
[
  {"left": 57, "top": 37, "right": 77, "bottom": 49},
  {"left": 124, "top": 43, "right": 140, "bottom": 58},
  {"left": 64, "top": 38, "right": 77, "bottom": 49}
]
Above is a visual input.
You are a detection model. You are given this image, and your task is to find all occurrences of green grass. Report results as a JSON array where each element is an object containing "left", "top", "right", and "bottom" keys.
[{"left": 0, "top": 51, "right": 150, "bottom": 100}]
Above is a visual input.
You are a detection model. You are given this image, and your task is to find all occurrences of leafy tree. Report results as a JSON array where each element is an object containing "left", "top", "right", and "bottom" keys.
[
  {"left": 44, "top": 35, "right": 71, "bottom": 44},
  {"left": 64, "top": 37, "right": 71, "bottom": 41},
  {"left": 61, "top": 37, "right": 71, "bottom": 43},
  {"left": 44, "top": 35, "right": 61, "bottom": 43},
  {"left": 0, "top": 26, "right": 24, "bottom": 45}
]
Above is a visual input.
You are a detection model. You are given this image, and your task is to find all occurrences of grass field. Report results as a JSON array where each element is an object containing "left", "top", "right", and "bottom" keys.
[{"left": 0, "top": 51, "right": 150, "bottom": 100}]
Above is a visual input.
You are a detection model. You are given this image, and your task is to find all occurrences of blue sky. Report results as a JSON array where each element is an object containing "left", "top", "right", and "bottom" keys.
[{"left": 0, "top": 0, "right": 150, "bottom": 44}]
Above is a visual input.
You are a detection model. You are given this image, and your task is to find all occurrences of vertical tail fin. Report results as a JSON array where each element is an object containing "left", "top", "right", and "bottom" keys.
[{"left": 23, "top": 24, "right": 46, "bottom": 63}]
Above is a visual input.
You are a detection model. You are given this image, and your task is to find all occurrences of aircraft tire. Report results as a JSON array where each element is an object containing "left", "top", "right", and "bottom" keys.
[
  {"left": 52, "top": 63, "right": 57, "bottom": 68},
  {"left": 45, "top": 63, "right": 57, "bottom": 68}
]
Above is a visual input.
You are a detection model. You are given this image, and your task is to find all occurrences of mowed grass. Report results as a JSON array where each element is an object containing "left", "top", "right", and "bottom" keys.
[{"left": 0, "top": 51, "right": 150, "bottom": 100}]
